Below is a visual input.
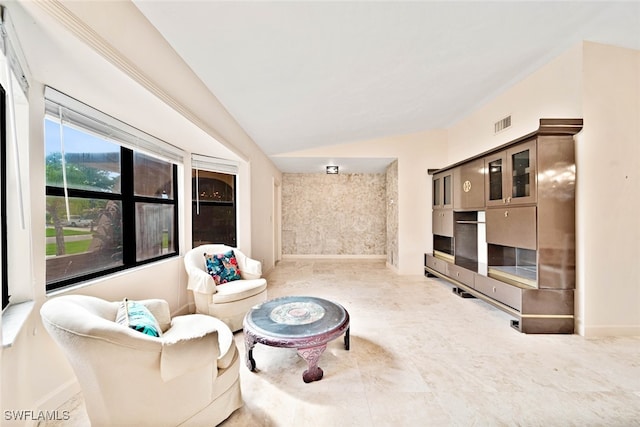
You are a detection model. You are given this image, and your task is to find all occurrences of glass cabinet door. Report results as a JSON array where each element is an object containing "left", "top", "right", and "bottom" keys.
[
  {"left": 488, "top": 159, "right": 503, "bottom": 201},
  {"left": 433, "top": 171, "right": 453, "bottom": 208},
  {"left": 485, "top": 152, "right": 507, "bottom": 206},
  {"left": 507, "top": 140, "right": 537, "bottom": 205},
  {"left": 442, "top": 174, "right": 452, "bottom": 208},
  {"left": 511, "top": 149, "right": 530, "bottom": 198}
]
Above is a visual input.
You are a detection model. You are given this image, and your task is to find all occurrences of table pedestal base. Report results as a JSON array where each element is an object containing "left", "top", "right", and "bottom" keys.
[
  {"left": 298, "top": 345, "right": 326, "bottom": 383},
  {"left": 244, "top": 332, "right": 352, "bottom": 383},
  {"left": 245, "top": 335, "right": 257, "bottom": 371}
]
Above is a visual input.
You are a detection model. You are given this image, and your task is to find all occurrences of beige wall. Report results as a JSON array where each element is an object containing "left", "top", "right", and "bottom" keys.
[
  {"left": 578, "top": 42, "right": 640, "bottom": 336},
  {"left": 248, "top": 158, "right": 281, "bottom": 271},
  {"left": 447, "top": 43, "right": 583, "bottom": 164},
  {"left": 282, "top": 173, "right": 387, "bottom": 256}
]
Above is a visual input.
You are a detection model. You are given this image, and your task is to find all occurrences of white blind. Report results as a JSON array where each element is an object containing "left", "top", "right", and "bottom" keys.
[
  {"left": 191, "top": 153, "right": 238, "bottom": 175},
  {"left": 0, "top": 7, "right": 29, "bottom": 97},
  {"left": 44, "top": 86, "right": 185, "bottom": 164}
]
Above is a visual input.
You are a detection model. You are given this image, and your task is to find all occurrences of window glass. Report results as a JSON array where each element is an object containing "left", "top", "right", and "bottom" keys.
[
  {"left": 134, "top": 152, "right": 173, "bottom": 199},
  {"left": 135, "top": 203, "right": 174, "bottom": 261},
  {"left": 193, "top": 170, "right": 234, "bottom": 202},
  {"left": 45, "top": 119, "right": 121, "bottom": 193},
  {"left": 192, "top": 170, "right": 236, "bottom": 247},
  {"left": 46, "top": 197, "right": 123, "bottom": 283},
  {"left": 192, "top": 204, "right": 236, "bottom": 247}
]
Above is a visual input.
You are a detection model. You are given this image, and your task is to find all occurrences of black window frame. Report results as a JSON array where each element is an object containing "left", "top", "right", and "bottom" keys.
[
  {"left": 1, "top": 83, "right": 8, "bottom": 309},
  {"left": 44, "top": 90, "right": 181, "bottom": 292}
]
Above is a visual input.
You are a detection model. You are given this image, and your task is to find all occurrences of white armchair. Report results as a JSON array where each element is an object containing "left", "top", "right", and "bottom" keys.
[
  {"left": 40, "top": 295, "right": 242, "bottom": 427},
  {"left": 184, "top": 244, "right": 267, "bottom": 332}
]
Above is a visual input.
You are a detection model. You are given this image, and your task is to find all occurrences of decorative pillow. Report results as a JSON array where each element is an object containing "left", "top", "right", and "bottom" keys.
[
  {"left": 204, "top": 250, "right": 242, "bottom": 285},
  {"left": 116, "top": 298, "right": 163, "bottom": 337}
]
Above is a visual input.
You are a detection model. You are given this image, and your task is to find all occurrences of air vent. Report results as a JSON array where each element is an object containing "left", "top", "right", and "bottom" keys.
[{"left": 494, "top": 115, "right": 512, "bottom": 134}]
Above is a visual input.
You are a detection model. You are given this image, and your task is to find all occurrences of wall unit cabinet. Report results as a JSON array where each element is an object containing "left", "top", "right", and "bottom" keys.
[{"left": 425, "top": 118, "right": 582, "bottom": 334}]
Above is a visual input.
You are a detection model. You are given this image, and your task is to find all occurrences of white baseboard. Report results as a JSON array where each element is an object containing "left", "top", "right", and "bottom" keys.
[
  {"left": 581, "top": 324, "right": 640, "bottom": 337},
  {"left": 35, "top": 378, "right": 80, "bottom": 410},
  {"left": 29, "top": 378, "right": 81, "bottom": 426},
  {"left": 173, "top": 302, "right": 192, "bottom": 317},
  {"left": 262, "top": 263, "right": 275, "bottom": 276},
  {"left": 282, "top": 254, "right": 386, "bottom": 260}
]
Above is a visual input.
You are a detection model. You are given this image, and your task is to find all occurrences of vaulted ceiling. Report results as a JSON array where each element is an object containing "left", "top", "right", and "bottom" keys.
[{"left": 133, "top": 1, "right": 640, "bottom": 172}]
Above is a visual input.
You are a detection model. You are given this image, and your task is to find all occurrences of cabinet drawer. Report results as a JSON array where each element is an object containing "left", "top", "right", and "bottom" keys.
[
  {"left": 475, "top": 274, "right": 522, "bottom": 311},
  {"left": 425, "top": 254, "right": 449, "bottom": 275},
  {"left": 486, "top": 206, "right": 536, "bottom": 250},
  {"left": 448, "top": 264, "right": 475, "bottom": 288}
]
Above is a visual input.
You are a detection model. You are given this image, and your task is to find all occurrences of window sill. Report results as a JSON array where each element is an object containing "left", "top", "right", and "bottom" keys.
[{"left": 2, "top": 300, "right": 35, "bottom": 348}]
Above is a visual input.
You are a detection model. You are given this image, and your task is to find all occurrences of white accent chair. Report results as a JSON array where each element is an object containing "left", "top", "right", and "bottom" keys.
[
  {"left": 40, "top": 295, "right": 242, "bottom": 427},
  {"left": 184, "top": 244, "right": 268, "bottom": 332}
]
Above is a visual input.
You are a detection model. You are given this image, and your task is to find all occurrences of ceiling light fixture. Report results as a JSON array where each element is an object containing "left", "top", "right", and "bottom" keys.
[{"left": 326, "top": 165, "right": 339, "bottom": 174}]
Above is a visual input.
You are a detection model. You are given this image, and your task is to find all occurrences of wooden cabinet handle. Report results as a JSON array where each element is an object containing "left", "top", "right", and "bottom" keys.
[{"left": 504, "top": 211, "right": 509, "bottom": 218}]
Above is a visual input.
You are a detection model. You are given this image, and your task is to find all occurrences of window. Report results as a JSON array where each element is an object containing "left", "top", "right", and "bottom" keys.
[
  {"left": 44, "top": 88, "right": 183, "bottom": 291},
  {"left": 192, "top": 155, "right": 238, "bottom": 247},
  {"left": 1, "top": 6, "right": 30, "bottom": 310},
  {"left": 1, "top": 83, "right": 7, "bottom": 310}
]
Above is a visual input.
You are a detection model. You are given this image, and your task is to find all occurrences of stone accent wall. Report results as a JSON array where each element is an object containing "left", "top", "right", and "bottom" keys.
[
  {"left": 282, "top": 173, "right": 386, "bottom": 255},
  {"left": 386, "top": 161, "right": 399, "bottom": 267}
]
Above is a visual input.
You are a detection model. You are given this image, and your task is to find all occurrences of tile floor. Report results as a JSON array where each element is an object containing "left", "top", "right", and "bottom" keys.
[{"left": 47, "top": 259, "right": 640, "bottom": 426}]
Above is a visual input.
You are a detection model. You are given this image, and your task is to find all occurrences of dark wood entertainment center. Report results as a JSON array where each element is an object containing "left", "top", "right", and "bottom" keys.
[{"left": 425, "top": 118, "right": 582, "bottom": 334}]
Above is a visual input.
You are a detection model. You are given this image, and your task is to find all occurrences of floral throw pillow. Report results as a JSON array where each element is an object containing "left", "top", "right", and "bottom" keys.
[{"left": 204, "top": 250, "right": 242, "bottom": 285}]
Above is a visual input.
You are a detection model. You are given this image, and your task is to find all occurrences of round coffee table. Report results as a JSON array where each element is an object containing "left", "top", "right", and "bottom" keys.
[{"left": 243, "top": 296, "right": 350, "bottom": 383}]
